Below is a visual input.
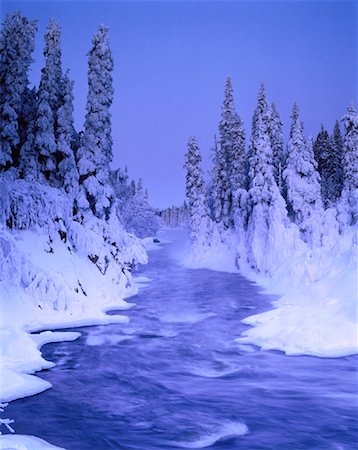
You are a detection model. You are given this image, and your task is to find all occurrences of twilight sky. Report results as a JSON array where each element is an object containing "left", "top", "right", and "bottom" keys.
[{"left": 2, "top": 0, "right": 357, "bottom": 209}]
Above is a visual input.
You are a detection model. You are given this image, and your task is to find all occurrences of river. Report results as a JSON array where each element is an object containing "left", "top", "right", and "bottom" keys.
[{"left": 6, "top": 230, "right": 358, "bottom": 449}]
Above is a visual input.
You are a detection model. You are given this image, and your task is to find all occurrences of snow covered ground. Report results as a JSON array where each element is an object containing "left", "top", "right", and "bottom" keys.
[
  {"left": 0, "top": 185, "right": 154, "bottom": 448},
  {"left": 182, "top": 225, "right": 357, "bottom": 359},
  {"left": 0, "top": 229, "right": 148, "bottom": 448}
]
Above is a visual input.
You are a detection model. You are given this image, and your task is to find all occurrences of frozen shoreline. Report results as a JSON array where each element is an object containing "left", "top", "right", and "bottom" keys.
[
  {"left": 0, "top": 231, "right": 155, "bottom": 449},
  {"left": 181, "top": 227, "right": 358, "bottom": 359}
]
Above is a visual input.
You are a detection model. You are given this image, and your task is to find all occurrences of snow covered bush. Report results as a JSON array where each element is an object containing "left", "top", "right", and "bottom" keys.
[
  {"left": 111, "top": 168, "right": 160, "bottom": 238},
  {"left": 0, "top": 173, "right": 147, "bottom": 318}
]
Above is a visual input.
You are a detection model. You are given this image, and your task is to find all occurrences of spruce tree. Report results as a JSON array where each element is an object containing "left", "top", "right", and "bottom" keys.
[
  {"left": 0, "top": 12, "right": 37, "bottom": 170},
  {"left": 326, "top": 120, "right": 344, "bottom": 204},
  {"left": 246, "top": 84, "right": 287, "bottom": 270},
  {"left": 33, "top": 69, "right": 57, "bottom": 182},
  {"left": 18, "top": 87, "right": 40, "bottom": 179},
  {"left": 338, "top": 104, "right": 358, "bottom": 226},
  {"left": 269, "top": 102, "right": 284, "bottom": 191},
  {"left": 184, "top": 137, "right": 211, "bottom": 248},
  {"left": 210, "top": 135, "right": 224, "bottom": 223},
  {"left": 283, "top": 103, "right": 322, "bottom": 244},
  {"left": 76, "top": 24, "right": 114, "bottom": 219},
  {"left": 313, "top": 125, "right": 332, "bottom": 205},
  {"left": 247, "top": 84, "right": 276, "bottom": 205},
  {"left": 57, "top": 71, "right": 79, "bottom": 194},
  {"left": 213, "top": 77, "right": 246, "bottom": 228},
  {"left": 43, "top": 19, "right": 63, "bottom": 127}
]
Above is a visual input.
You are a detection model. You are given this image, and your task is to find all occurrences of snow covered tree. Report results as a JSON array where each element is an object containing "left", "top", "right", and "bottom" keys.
[
  {"left": 210, "top": 135, "right": 225, "bottom": 222},
  {"left": 269, "top": 102, "right": 284, "bottom": 192},
  {"left": 33, "top": 69, "right": 57, "bottom": 182},
  {"left": 313, "top": 125, "right": 334, "bottom": 206},
  {"left": 331, "top": 120, "right": 344, "bottom": 199},
  {"left": 246, "top": 84, "right": 288, "bottom": 271},
  {"left": 247, "top": 84, "right": 276, "bottom": 204},
  {"left": 76, "top": 24, "right": 114, "bottom": 220},
  {"left": 18, "top": 87, "right": 40, "bottom": 180},
  {"left": 338, "top": 104, "right": 358, "bottom": 226},
  {"left": 185, "top": 137, "right": 212, "bottom": 248},
  {"left": 56, "top": 71, "right": 79, "bottom": 194},
  {"left": 283, "top": 103, "right": 323, "bottom": 245},
  {"left": 43, "top": 19, "right": 63, "bottom": 127},
  {"left": 212, "top": 77, "right": 246, "bottom": 228},
  {"left": 321, "top": 120, "right": 344, "bottom": 206},
  {"left": 0, "top": 12, "right": 37, "bottom": 170},
  {"left": 111, "top": 170, "right": 159, "bottom": 237},
  {"left": 161, "top": 202, "right": 189, "bottom": 228}
]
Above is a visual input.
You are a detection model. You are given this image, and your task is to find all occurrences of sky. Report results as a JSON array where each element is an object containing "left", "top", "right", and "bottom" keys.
[{"left": 1, "top": 0, "right": 357, "bottom": 209}]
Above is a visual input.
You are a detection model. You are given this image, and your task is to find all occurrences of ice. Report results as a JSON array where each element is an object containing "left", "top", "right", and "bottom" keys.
[
  {"left": 0, "top": 434, "right": 65, "bottom": 449},
  {"left": 86, "top": 333, "right": 135, "bottom": 346},
  {"left": 175, "top": 421, "right": 249, "bottom": 448},
  {"left": 159, "top": 311, "right": 217, "bottom": 324}
]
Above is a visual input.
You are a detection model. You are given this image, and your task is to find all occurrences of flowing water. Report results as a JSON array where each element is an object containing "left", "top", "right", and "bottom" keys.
[{"left": 6, "top": 230, "right": 358, "bottom": 449}]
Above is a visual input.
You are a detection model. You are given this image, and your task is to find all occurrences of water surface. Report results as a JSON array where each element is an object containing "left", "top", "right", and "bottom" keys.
[{"left": 7, "top": 230, "right": 358, "bottom": 449}]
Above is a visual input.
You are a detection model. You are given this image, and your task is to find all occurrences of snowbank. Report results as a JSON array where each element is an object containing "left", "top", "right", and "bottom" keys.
[
  {"left": 182, "top": 227, "right": 239, "bottom": 273},
  {"left": 0, "top": 178, "right": 149, "bottom": 447},
  {"left": 236, "top": 227, "right": 357, "bottom": 357},
  {"left": 0, "top": 434, "right": 65, "bottom": 450},
  {"left": 182, "top": 220, "right": 357, "bottom": 358}
]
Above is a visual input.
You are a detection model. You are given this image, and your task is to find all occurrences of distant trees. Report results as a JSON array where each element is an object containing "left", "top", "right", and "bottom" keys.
[
  {"left": 160, "top": 202, "right": 189, "bottom": 228},
  {"left": 111, "top": 169, "right": 159, "bottom": 237}
]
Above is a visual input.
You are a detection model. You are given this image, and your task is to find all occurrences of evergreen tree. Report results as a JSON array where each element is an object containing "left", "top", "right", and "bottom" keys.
[
  {"left": 0, "top": 12, "right": 37, "bottom": 170},
  {"left": 210, "top": 135, "right": 224, "bottom": 223},
  {"left": 218, "top": 77, "right": 235, "bottom": 227},
  {"left": 283, "top": 103, "right": 322, "bottom": 244},
  {"left": 57, "top": 71, "right": 79, "bottom": 194},
  {"left": 246, "top": 85, "right": 287, "bottom": 270},
  {"left": 111, "top": 170, "right": 159, "bottom": 237},
  {"left": 338, "top": 104, "right": 358, "bottom": 226},
  {"left": 247, "top": 84, "right": 276, "bottom": 206},
  {"left": 33, "top": 69, "right": 57, "bottom": 182},
  {"left": 213, "top": 77, "right": 246, "bottom": 228},
  {"left": 43, "top": 19, "right": 63, "bottom": 127},
  {"left": 269, "top": 102, "right": 284, "bottom": 191},
  {"left": 184, "top": 137, "right": 211, "bottom": 248},
  {"left": 18, "top": 87, "right": 40, "bottom": 179},
  {"left": 313, "top": 125, "right": 332, "bottom": 205},
  {"left": 326, "top": 120, "right": 344, "bottom": 204},
  {"left": 76, "top": 24, "right": 114, "bottom": 219}
]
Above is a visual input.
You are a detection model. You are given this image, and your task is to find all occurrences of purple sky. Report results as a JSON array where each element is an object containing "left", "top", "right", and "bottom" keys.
[{"left": 2, "top": 0, "right": 357, "bottom": 209}]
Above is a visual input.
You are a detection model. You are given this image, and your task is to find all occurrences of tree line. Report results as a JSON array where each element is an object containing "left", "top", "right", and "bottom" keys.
[
  {"left": 0, "top": 12, "right": 158, "bottom": 237},
  {"left": 184, "top": 77, "right": 357, "bottom": 258}
]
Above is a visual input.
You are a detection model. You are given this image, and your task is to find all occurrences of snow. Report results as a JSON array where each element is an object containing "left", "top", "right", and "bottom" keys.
[
  {"left": 175, "top": 421, "right": 249, "bottom": 448},
  {"left": 236, "top": 227, "right": 358, "bottom": 357},
  {"left": 182, "top": 226, "right": 239, "bottom": 273},
  {"left": 0, "top": 434, "right": 65, "bottom": 450},
  {"left": 183, "top": 221, "right": 357, "bottom": 358},
  {"left": 0, "top": 177, "right": 149, "bottom": 448}
]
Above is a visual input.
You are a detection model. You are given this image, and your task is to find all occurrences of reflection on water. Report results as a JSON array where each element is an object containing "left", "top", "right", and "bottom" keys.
[{"left": 6, "top": 230, "right": 358, "bottom": 449}]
